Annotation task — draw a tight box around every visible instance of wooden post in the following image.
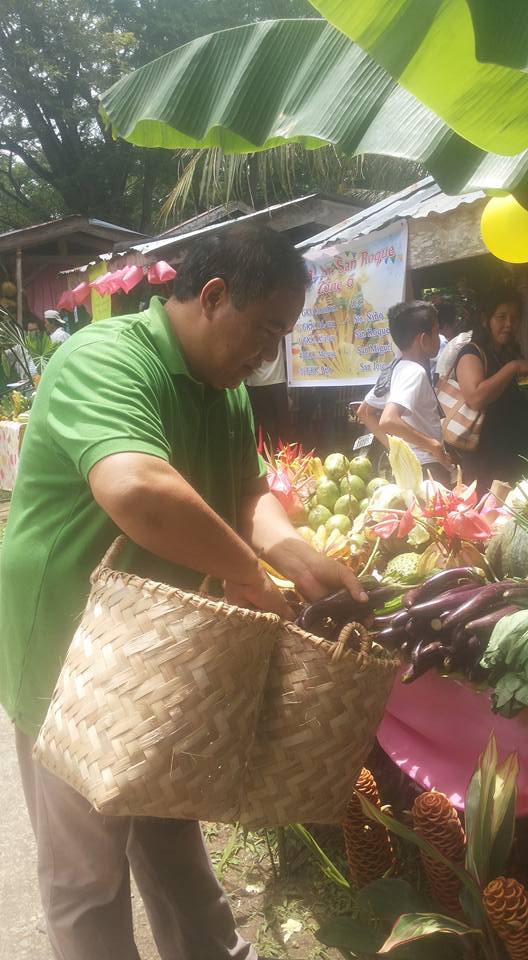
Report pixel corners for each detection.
[16,248,23,327]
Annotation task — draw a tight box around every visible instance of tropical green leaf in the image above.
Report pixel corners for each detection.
[465,734,518,886]
[316,915,384,955]
[466,0,528,70]
[310,0,528,155]
[355,879,429,924]
[100,19,528,198]
[378,913,481,954]
[290,823,351,889]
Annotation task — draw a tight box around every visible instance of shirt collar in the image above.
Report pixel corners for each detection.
[143,296,199,381]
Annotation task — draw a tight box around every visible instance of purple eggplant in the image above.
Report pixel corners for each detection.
[367,585,404,607]
[297,589,363,632]
[402,641,449,682]
[409,585,484,620]
[389,608,411,629]
[464,603,525,635]
[375,625,409,651]
[441,582,526,631]
[403,567,487,608]
[444,633,483,674]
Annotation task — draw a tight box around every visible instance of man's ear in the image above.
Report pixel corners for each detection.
[200,277,228,318]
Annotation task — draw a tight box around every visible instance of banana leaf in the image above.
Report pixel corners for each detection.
[311,0,528,155]
[466,0,528,69]
[100,19,528,199]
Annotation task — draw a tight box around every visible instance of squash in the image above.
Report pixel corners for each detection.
[485,518,528,579]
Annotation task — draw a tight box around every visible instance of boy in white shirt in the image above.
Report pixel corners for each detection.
[358,301,454,483]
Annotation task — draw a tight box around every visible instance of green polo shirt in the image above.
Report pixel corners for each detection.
[0,297,266,736]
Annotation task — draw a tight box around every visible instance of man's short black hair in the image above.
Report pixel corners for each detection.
[172,223,310,308]
[388,300,437,351]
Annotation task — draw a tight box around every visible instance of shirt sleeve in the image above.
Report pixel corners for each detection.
[454,343,485,376]
[364,385,385,409]
[47,338,171,481]
[388,363,427,415]
[239,386,269,495]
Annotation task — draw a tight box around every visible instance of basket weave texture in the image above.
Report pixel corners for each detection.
[35,537,399,827]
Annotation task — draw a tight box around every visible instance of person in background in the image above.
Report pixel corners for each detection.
[245,340,290,449]
[26,316,43,334]
[358,301,454,484]
[43,308,70,344]
[454,286,528,492]
[430,300,457,380]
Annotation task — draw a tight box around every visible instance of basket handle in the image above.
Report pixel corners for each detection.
[331,621,371,663]
[90,535,127,583]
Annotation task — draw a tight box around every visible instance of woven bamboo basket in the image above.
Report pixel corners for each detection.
[35,537,399,827]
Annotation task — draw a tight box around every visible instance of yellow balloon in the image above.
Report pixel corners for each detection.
[481,195,528,263]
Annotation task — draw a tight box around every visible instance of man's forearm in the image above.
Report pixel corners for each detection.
[358,403,390,449]
[89,453,260,585]
[379,412,438,458]
[239,490,304,563]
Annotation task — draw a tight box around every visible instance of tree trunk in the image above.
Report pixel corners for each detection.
[139,152,156,234]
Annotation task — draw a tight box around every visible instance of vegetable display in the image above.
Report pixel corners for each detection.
[263,436,528,719]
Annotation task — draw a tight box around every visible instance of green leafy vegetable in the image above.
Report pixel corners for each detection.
[480,609,528,717]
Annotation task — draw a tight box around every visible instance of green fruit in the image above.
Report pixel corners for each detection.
[316,478,340,510]
[308,504,332,530]
[367,476,389,497]
[334,494,360,519]
[323,452,349,482]
[384,552,422,583]
[340,473,366,501]
[297,525,315,544]
[360,498,369,511]
[485,518,528,579]
[348,456,373,482]
[326,514,352,535]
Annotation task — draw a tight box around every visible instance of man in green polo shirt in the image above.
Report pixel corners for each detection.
[0,225,365,960]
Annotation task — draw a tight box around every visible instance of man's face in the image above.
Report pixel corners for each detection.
[43,318,54,334]
[202,283,306,389]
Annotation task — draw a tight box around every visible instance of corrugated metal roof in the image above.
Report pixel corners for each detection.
[296,176,485,250]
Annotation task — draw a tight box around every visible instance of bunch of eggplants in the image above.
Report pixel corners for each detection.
[296,566,528,684]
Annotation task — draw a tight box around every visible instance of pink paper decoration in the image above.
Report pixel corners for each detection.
[121,264,144,293]
[105,268,127,295]
[89,268,125,296]
[89,272,113,296]
[57,289,76,311]
[71,281,91,305]
[147,260,176,284]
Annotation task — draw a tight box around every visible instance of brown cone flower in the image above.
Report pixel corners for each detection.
[484,877,528,960]
[342,767,394,887]
[411,791,465,916]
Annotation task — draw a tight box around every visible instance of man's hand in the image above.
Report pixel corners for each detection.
[240,490,368,606]
[428,438,454,469]
[224,568,294,620]
[269,538,368,604]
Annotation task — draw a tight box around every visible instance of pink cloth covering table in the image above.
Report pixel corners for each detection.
[377,668,528,814]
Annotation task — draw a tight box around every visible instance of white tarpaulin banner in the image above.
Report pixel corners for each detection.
[286,220,408,387]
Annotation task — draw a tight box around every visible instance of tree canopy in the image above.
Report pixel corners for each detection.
[0,0,318,230]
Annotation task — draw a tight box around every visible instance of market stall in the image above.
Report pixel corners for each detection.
[264,434,528,814]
